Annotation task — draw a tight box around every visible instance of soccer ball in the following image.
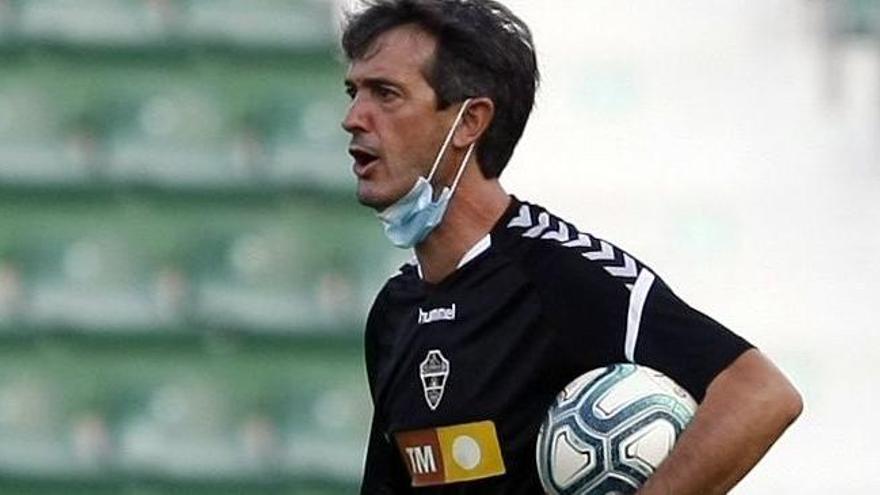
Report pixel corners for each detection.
[535,364,697,495]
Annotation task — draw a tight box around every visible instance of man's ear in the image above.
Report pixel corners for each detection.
[454,97,495,148]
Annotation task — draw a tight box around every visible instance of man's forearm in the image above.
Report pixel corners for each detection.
[637,349,803,495]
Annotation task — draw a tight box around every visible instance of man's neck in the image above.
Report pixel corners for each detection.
[415,178,510,284]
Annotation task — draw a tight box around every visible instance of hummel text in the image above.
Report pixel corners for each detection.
[418,304,456,325]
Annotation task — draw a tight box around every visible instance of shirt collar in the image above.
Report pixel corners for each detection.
[415,234,492,279]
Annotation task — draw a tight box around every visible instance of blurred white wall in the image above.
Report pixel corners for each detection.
[499,0,880,492]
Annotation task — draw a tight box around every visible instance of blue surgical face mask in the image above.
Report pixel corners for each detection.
[377,99,476,249]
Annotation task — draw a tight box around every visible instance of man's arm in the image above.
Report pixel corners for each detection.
[638,348,803,495]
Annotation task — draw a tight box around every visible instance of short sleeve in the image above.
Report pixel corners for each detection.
[523,242,752,403]
[633,275,753,402]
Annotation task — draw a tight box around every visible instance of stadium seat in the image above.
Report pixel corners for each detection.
[182,0,336,50]
[16,0,171,47]
[0,86,95,185]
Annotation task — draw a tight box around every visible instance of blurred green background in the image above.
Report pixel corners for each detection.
[0,0,405,493]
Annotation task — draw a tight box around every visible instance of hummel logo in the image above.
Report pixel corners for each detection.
[418,304,457,325]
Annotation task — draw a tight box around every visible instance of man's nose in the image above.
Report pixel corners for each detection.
[341,99,369,135]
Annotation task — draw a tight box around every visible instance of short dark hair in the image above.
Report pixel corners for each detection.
[342,0,539,178]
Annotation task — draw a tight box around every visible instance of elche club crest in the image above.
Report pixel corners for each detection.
[419,350,450,411]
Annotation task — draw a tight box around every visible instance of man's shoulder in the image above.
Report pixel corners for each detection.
[496,199,650,293]
[370,259,421,309]
[364,261,419,353]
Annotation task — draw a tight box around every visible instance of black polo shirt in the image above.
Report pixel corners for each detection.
[360,196,752,494]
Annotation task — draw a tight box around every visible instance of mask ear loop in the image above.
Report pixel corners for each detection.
[448,142,476,195]
[426,98,473,182]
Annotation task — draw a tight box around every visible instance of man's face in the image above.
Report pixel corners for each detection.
[342,24,460,210]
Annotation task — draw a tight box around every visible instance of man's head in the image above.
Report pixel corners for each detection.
[341,0,538,209]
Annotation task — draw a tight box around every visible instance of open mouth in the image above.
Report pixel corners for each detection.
[349,148,380,174]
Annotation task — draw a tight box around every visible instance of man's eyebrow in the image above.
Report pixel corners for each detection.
[345,77,404,90]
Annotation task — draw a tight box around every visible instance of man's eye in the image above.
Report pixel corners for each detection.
[376,86,397,100]
[345,87,356,99]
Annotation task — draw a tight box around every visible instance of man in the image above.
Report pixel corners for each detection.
[340,1,802,493]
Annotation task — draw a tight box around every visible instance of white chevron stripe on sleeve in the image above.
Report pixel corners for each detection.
[541,222,570,242]
[508,206,644,290]
[563,234,593,248]
[625,269,656,363]
[507,205,533,228]
[524,212,551,238]
[605,253,638,279]
[583,240,615,261]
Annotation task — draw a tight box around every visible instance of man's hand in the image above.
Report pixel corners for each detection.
[637,349,802,495]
